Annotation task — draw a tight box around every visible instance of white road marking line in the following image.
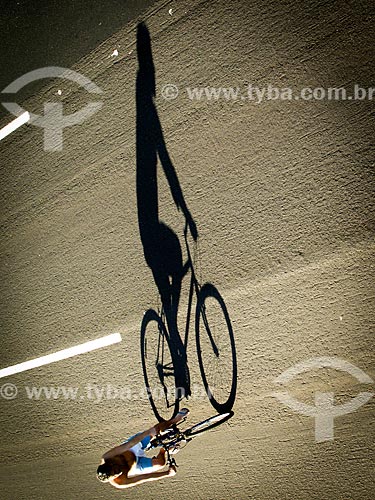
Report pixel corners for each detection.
[0,333,122,379]
[0,111,30,142]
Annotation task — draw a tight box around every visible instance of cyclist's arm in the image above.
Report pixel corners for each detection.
[111,468,175,488]
[102,427,157,460]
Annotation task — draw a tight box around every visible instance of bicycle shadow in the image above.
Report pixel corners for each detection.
[136,22,196,410]
[136,22,237,421]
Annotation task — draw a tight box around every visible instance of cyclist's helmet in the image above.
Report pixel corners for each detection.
[96,463,112,482]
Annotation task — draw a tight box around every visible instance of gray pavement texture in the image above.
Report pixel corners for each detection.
[0,0,374,499]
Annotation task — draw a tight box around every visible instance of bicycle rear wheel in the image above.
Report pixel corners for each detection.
[140,309,179,421]
[185,411,234,437]
[196,283,237,413]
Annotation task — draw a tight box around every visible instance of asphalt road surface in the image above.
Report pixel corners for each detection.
[0,1,374,499]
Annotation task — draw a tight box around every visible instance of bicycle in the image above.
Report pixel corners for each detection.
[147,411,234,466]
[140,222,237,421]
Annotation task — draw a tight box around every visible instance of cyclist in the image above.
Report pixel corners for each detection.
[96,408,189,489]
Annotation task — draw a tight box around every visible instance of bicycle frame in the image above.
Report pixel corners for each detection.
[151,424,191,449]
[156,225,221,393]
[144,222,227,417]
[148,411,234,466]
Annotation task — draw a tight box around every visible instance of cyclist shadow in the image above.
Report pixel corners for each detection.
[136,22,197,408]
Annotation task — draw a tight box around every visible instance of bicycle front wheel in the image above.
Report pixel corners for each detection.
[196,283,237,413]
[185,411,234,437]
[140,309,179,421]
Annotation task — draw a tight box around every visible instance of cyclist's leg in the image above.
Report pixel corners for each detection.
[151,448,167,469]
